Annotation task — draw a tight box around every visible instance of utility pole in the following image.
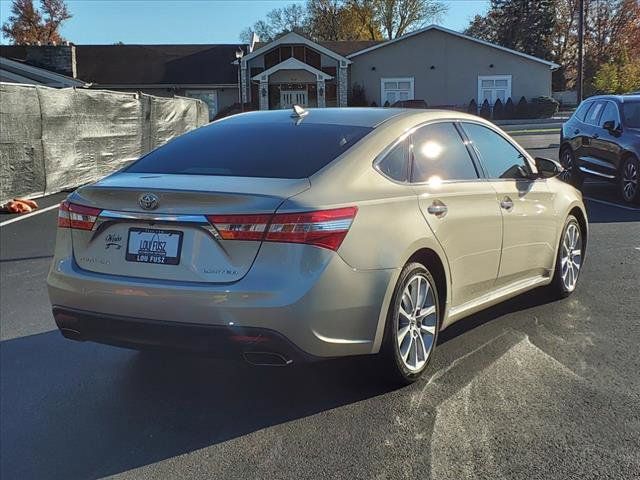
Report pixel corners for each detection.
[577,0,584,103]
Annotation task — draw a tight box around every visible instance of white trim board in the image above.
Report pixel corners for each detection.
[251,57,333,81]
[347,24,559,70]
[240,31,352,66]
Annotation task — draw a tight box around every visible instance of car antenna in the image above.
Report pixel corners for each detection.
[291,104,309,119]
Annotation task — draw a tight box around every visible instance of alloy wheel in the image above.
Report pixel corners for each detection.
[396,273,437,372]
[560,223,582,292]
[559,148,574,183]
[622,160,638,202]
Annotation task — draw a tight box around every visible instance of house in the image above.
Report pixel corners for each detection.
[0,53,86,87]
[1,25,558,118]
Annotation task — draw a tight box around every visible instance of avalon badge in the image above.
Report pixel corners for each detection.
[138,193,159,210]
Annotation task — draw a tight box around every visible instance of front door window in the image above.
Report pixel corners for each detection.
[280,89,308,109]
[477,75,511,106]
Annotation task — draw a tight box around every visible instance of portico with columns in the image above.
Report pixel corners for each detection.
[238,32,351,110]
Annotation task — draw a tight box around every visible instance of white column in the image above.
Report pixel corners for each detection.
[240,61,248,104]
[259,78,269,110]
[317,77,326,108]
[338,62,348,107]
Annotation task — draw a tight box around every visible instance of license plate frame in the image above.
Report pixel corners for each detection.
[126,227,183,265]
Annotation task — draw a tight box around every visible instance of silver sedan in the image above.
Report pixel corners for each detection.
[48,107,587,383]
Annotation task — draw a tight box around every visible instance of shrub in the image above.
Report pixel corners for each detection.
[493,98,504,120]
[479,99,491,119]
[529,96,559,118]
[467,98,478,114]
[349,83,367,107]
[370,101,378,107]
[504,97,515,118]
[515,96,528,118]
[383,100,390,107]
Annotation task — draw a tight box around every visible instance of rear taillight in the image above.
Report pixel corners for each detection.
[207,207,357,251]
[58,201,102,231]
[206,214,271,240]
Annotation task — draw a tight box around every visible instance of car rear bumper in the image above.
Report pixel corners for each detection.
[52,306,314,365]
[47,242,398,358]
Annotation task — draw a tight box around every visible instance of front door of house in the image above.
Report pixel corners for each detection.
[281,90,308,109]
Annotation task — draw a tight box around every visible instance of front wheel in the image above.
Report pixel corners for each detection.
[548,215,584,299]
[381,262,440,385]
[619,156,640,204]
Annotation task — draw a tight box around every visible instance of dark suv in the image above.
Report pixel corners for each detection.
[560,94,640,203]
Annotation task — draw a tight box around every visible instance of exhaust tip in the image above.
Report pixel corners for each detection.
[243,351,293,367]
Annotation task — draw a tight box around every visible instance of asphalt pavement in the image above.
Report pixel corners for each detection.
[1,142,639,480]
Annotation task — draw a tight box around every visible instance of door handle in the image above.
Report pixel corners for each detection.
[500,197,514,211]
[427,202,448,216]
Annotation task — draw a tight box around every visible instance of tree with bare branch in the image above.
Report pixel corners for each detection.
[2,0,72,45]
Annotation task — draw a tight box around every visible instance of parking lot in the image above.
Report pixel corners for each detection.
[1,137,639,479]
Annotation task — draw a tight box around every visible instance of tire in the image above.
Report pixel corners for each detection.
[380,262,440,385]
[548,215,584,299]
[559,146,584,188]
[619,156,640,204]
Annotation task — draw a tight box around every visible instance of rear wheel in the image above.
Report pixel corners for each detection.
[619,156,640,204]
[559,146,584,188]
[381,262,440,385]
[548,215,584,298]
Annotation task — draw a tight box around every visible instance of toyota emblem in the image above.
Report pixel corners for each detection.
[138,193,159,210]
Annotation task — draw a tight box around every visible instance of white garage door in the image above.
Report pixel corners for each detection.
[477,75,512,105]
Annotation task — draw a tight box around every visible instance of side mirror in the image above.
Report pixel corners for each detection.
[602,120,620,133]
[535,157,564,178]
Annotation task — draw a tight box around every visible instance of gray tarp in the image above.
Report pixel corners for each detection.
[0,83,208,203]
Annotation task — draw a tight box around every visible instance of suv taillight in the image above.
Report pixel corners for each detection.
[207,206,357,251]
[58,201,102,230]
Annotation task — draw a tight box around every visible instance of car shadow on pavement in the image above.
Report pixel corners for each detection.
[0,284,564,480]
[0,329,395,480]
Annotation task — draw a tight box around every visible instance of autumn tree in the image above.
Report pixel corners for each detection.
[239,3,307,43]
[240,0,446,42]
[1,0,71,45]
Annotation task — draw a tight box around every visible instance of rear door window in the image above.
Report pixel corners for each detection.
[584,101,604,125]
[127,121,373,179]
[598,101,621,128]
[410,122,479,182]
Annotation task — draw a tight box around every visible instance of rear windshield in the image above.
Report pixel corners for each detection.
[622,100,640,128]
[126,121,373,179]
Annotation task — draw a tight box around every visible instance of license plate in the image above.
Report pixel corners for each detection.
[126,228,183,265]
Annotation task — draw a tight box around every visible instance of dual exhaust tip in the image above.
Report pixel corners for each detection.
[242,351,293,367]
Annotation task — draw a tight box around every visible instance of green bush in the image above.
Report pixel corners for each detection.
[504,97,515,118]
[467,98,478,114]
[479,99,491,119]
[528,96,559,118]
[515,96,528,118]
[493,98,504,120]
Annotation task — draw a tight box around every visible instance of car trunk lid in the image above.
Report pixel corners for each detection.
[69,173,310,283]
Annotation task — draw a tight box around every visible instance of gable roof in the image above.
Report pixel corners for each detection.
[1,44,244,86]
[241,31,352,64]
[0,56,86,87]
[347,24,559,69]
[253,39,382,57]
[252,57,333,81]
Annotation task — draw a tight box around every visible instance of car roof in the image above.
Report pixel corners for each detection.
[583,94,640,104]
[216,107,486,128]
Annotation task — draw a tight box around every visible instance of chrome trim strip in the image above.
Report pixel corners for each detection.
[578,166,615,179]
[579,156,617,170]
[99,210,209,224]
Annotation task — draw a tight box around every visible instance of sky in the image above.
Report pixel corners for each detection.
[0,0,490,45]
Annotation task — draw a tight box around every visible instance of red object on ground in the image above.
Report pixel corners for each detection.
[2,198,39,213]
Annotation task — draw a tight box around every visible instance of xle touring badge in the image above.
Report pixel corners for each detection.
[138,193,159,210]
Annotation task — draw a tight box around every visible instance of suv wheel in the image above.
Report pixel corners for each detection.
[560,146,584,188]
[381,262,440,385]
[620,156,640,204]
